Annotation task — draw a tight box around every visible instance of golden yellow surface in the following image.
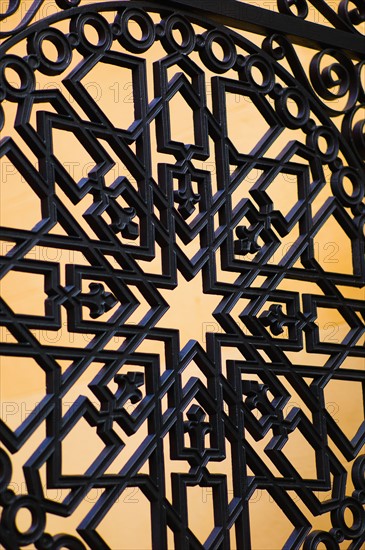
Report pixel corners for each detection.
[0,3,364,549]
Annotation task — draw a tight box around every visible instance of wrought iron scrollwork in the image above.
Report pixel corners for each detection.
[0,0,364,548]
[277,0,365,33]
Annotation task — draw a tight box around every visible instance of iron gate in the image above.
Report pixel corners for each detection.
[0,0,364,548]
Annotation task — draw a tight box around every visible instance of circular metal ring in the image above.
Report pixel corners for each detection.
[159,14,195,54]
[331,166,364,206]
[70,12,112,55]
[2,496,46,546]
[331,497,365,539]
[115,8,155,54]
[199,30,237,74]
[303,530,339,550]
[307,126,339,162]
[27,28,72,76]
[275,87,310,129]
[241,53,275,93]
[0,55,35,101]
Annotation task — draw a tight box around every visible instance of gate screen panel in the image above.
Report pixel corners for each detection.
[0,1,364,548]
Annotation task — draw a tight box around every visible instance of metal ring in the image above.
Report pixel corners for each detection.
[199,30,237,74]
[27,28,72,76]
[0,54,35,100]
[116,8,155,54]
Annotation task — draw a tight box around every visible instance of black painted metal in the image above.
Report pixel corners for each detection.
[0,1,364,548]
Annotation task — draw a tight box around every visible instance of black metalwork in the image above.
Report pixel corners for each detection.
[0,0,364,548]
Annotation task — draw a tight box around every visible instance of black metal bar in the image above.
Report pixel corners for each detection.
[151,0,365,57]
[0,1,364,548]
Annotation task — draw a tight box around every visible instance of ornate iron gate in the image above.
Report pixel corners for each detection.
[0,1,364,548]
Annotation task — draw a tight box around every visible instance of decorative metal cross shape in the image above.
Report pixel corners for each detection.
[0,0,364,548]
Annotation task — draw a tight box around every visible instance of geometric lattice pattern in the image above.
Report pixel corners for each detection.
[0,1,364,548]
